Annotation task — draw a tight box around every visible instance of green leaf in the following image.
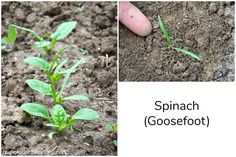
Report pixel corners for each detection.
[63,95,89,101]
[26,79,51,95]
[106,122,117,133]
[113,140,117,146]
[59,58,87,95]
[20,103,49,119]
[1,45,7,50]
[49,47,67,72]
[51,72,63,84]
[76,6,85,13]
[1,37,7,44]
[157,15,172,46]
[51,105,68,125]
[48,132,57,139]
[54,60,68,73]
[174,47,203,61]
[105,124,113,132]
[11,24,44,41]
[8,25,17,45]
[34,41,51,48]
[51,21,77,40]
[24,57,50,71]
[72,108,99,121]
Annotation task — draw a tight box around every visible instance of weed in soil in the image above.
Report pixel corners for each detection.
[158,15,203,61]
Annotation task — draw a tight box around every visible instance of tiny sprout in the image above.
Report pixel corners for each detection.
[157,15,203,61]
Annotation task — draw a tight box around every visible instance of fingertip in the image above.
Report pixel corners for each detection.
[119,2,152,37]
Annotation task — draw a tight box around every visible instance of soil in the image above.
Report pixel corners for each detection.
[1,2,117,155]
[119,1,234,81]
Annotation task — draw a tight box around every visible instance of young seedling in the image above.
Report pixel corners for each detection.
[1,25,17,52]
[76,5,85,13]
[24,48,88,105]
[106,122,117,146]
[79,48,89,55]
[157,15,203,61]
[7,21,77,53]
[21,103,99,139]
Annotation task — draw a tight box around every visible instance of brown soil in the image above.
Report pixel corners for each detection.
[1,2,117,155]
[119,1,234,81]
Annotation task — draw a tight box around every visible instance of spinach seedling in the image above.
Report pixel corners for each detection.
[24,47,88,105]
[157,15,203,61]
[1,25,17,52]
[106,122,117,146]
[8,21,77,53]
[21,103,99,139]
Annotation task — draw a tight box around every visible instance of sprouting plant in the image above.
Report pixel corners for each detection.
[24,48,88,105]
[106,122,117,146]
[7,21,77,53]
[79,48,89,55]
[1,25,17,52]
[21,103,99,138]
[157,15,203,61]
[75,5,85,13]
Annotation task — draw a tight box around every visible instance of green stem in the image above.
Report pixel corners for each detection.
[47,38,57,53]
[11,24,44,41]
[45,70,58,105]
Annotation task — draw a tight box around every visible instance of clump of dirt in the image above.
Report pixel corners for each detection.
[1,2,117,155]
[119,2,234,81]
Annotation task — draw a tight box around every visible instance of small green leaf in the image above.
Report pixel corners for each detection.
[76,6,85,13]
[113,140,117,146]
[59,58,87,95]
[48,132,57,139]
[157,15,172,46]
[1,37,7,44]
[24,57,50,71]
[51,72,63,84]
[8,25,17,45]
[72,108,99,121]
[63,95,89,101]
[26,79,51,95]
[54,60,68,73]
[51,105,68,125]
[105,124,113,132]
[174,47,203,61]
[20,103,49,119]
[34,41,51,48]
[11,24,44,41]
[51,21,77,40]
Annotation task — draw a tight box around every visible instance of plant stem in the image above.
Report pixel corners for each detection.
[45,71,59,105]
[47,38,57,53]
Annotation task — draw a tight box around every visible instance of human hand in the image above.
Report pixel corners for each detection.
[119,1,152,36]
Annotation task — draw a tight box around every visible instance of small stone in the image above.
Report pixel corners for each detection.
[82,135,93,146]
[26,13,36,23]
[227,19,234,27]
[218,8,224,16]
[155,69,164,75]
[15,8,25,20]
[209,3,218,13]
[172,61,187,74]
[196,36,209,49]
[224,7,231,17]
[95,15,112,28]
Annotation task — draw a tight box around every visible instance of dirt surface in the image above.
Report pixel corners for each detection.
[1,2,117,155]
[119,2,234,81]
